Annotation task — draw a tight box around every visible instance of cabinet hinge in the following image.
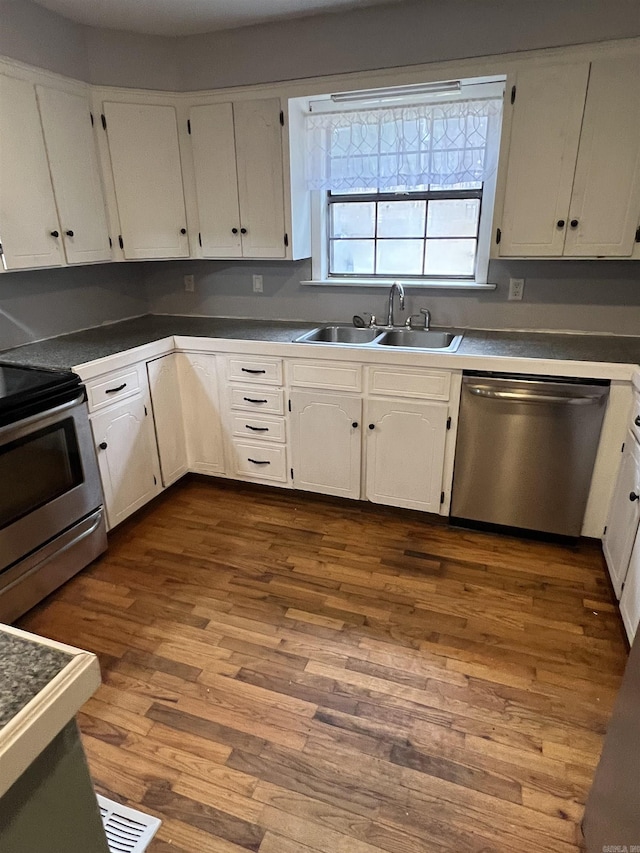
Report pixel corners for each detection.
[90,112,94,126]
[446,416,451,430]
[187,119,191,135]
[288,399,292,412]
[144,405,148,416]
[440,491,445,505]
[284,233,289,247]
[635,226,640,243]
[153,475,157,485]
[108,236,112,248]
[198,232,202,247]
[291,467,294,480]
[118,235,124,250]
[510,85,516,105]
[101,114,107,131]
[495,227,502,245]
[603,525,608,535]
[279,110,284,126]
[0,243,3,256]
[622,442,626,453]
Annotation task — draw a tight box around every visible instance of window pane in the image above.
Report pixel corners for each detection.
[425,239,476,276]
[377,200,426,238]
[331,202,375,238]
[427,199,480,237]
[330,240,375,274]
[376,240,424,275]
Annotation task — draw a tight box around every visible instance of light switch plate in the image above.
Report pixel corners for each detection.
[253,274,264,293]
[184,274,195,293]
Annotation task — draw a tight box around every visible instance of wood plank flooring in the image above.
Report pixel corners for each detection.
[18,477,629,852]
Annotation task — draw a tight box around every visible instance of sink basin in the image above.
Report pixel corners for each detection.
[375,329,463,351]
[294,326,382,345]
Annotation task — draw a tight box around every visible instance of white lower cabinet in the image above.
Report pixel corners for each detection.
[365,398,448,513]
[90,394,162,529]
[603,430,640,599]
[147,353,189,487]
[620,532,640,644]
[179,352,225,476]
[289,391,362,499]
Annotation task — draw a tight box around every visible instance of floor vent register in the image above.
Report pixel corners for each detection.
[97,794,161,853]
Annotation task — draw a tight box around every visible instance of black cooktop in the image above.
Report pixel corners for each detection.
[0,362,82,427]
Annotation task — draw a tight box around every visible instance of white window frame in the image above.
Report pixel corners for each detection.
[304,79,504,289]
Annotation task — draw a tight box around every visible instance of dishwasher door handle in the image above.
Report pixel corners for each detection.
[466,386,603,405]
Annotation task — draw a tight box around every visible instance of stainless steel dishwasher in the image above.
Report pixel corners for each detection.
[450,372,610,536]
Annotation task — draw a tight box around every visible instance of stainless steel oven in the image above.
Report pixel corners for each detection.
[0,363,107,622]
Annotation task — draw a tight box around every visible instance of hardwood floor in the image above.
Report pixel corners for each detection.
[19,477,629,853]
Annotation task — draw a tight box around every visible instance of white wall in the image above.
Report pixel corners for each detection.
[143,258,640,336]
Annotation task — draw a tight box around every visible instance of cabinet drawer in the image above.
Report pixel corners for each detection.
[232,441,288,482]
[368,366,451,401]
[289,360,362,391]
[227,357,283,385]
[231,413,286,443]
[230,386,284,415]
[86,367,141,412]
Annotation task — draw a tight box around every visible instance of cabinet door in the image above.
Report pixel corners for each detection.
[620,529,640,645]
[564,56,640,257]
[0,75,63,269]
[365,398,448,513]
[179,353,225,475]
[234,99,286,259]
[91,395,161,529]
[603,432,640,599]
[103,102,189,259]
[36,87,112,265]
[147,354,188,487]
[190,103,242,258]
[498,63,589,257]
[290,391,361,499]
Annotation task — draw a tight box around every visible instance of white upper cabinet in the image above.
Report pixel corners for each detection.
[189,98,286,259]
[564,56,640,257]
[0,74,64,270]
[497,56,640,258]
[36,86,112,265]
[102,101,189,260]
[497,63,589,257]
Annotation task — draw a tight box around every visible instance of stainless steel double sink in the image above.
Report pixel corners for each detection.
[294,325,463,352]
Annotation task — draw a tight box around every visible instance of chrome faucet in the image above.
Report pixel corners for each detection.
[386,281,405,327]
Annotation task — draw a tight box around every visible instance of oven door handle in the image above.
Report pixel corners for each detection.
[0,391,87,438]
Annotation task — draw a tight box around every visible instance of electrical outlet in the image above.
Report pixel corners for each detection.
[253,274,263,293]
[184,274,195,293]
[508,277,524,301]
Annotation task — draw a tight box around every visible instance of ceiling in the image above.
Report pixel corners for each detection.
[31,0,404,36]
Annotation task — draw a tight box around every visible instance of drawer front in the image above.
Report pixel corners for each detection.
[289,360,362,392]
[230,386,284,415]
[231,413,286,443]
[232,441,288,482]
[86,368,141,412]
[227,357,283,385]
[368,366,451,401]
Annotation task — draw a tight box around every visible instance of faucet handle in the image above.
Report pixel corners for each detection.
[420,308,431,330]
[353,312,376,328]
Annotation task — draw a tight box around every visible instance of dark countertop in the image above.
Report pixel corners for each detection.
[1,314,640,370]
[0,632,73,729]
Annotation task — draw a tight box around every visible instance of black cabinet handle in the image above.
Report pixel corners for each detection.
[246,425,269,432]
[352,422,359,428]
[99,441,108,450]
[241,227,247,234]
[241,368,266,374]
[556,220,565,228]
[368,423,375,430]
[180,228,187,235]
[65,230,74,237]
[630,492,639,502]
[570,219,579,228]
[50,230,59,238]
[232,228,239,234]
[248,458,270,465]
[634,415,640,427]
[243,397,268,403]
[105,383,127,394]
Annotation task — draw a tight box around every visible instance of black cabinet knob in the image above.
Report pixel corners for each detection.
[99,441,108,450]
[232,228,239,234]
[570,219,579,228]
[556,220,565,228]
[50,230,59,238]
[368,423,375,430]
[180,228,187,235]
[635,415,640,427]
[630,492,639,502]
[240,227,247,234]
[65,230,74,237]
[352,422,358,428]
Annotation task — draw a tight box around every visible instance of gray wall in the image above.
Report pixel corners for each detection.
[84,27,180,91]
[144,258,640,336]
[0,264,147,351]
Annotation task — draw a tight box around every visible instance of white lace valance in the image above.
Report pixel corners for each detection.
[305,98,503,192]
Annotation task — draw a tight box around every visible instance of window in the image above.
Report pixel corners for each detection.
[303,80,504,285]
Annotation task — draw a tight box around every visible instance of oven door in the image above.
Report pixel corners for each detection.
[0,391,103,573]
